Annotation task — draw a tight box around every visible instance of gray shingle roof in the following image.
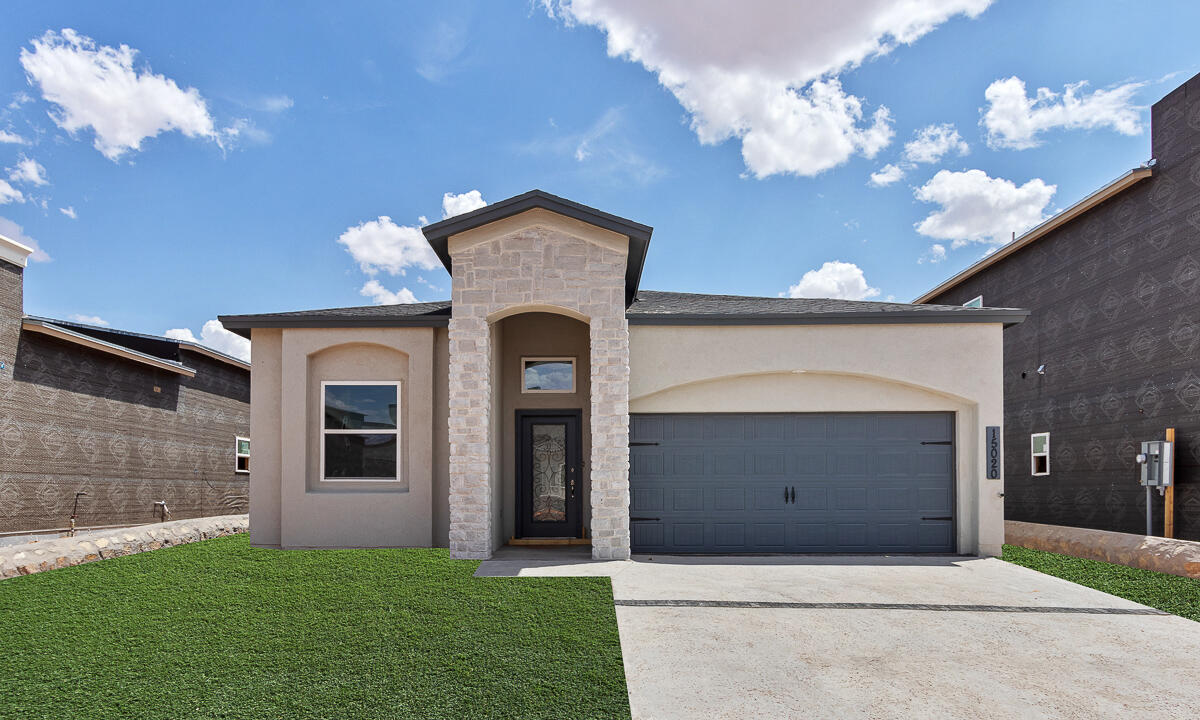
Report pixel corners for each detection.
[626,291,1028,326]
[219,301,452,337]
[220,291,1026,337]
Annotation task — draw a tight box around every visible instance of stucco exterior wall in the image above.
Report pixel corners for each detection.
[628,323,1007,556]
[250,327,436,549]
[432,327,450,547]
[249,328,283,547]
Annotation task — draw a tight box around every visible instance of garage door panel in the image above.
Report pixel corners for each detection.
[630,412,956,554]
[671,451,704,475]
[631,487,664,511]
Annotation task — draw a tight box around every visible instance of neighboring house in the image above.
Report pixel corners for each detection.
[221,190,1026,560]
[0,234,251,538]
[916,73,1200,541]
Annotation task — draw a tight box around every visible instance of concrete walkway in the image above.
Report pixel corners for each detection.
[477,553,1200,719]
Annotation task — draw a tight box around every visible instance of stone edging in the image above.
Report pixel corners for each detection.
[1006,520,1200,579]
[0,514,248,580]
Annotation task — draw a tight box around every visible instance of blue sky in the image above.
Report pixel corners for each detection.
[1,1,1198,359]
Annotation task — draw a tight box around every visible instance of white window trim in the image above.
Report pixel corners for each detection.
[235,436,250,474]
[320,380,402,483]
[1031,432,1050,476]
[521,356,576,394]
[963,295,984,308]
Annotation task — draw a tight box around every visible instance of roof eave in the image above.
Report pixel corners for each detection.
[219,313,451,339]
[913,166,1153,304]
[22,318,197,377]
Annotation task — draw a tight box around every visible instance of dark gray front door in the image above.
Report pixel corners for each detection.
[629,413,955,553]
[517,410,583,538]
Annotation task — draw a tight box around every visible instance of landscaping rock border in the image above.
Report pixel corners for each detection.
[1006,520,1200,579]
[0,514,248,580]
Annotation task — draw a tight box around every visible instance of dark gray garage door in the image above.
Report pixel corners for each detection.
[629,413,955,553]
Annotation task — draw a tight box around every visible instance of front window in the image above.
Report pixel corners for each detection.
[321,381,401,482]
[522,357,575,393]
[235,436,250,474]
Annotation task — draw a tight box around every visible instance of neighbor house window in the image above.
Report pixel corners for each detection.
[235,436,250,474]
[963,295,984,308]
[1031,432,1050,476]
[321,381,401,482]
[522,357,575,393]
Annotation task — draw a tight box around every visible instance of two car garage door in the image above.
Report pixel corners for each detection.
[629,412,956,554]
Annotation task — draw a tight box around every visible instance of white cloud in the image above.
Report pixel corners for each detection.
[0,130,27,144]
[868,163,905,187]
[546,0,991,177]
[8,156,48,186]
[982,76,1144,150]
[914,168,1055,246]
[919,243,947,264]
[164,319,250,361]
[68,313,107,326]
[903,123,968,163]
[19,29,216,160]
[59,206,77,219]
[786,260,880,300]
[523,107,666,185]
[258,94,293,112]
[337,215,440,276]
[218,117,272,148]
[442,190,487,219]
[0,216,51,261]
[360,279,419,305]
[0,180,23,205]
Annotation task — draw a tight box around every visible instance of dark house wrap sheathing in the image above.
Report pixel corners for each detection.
[0,257,251,536]
[922,74,1200,540]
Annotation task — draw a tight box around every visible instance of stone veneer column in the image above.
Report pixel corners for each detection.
[446,220,631,560]
[588,315,631,560]
[446,312,494,559]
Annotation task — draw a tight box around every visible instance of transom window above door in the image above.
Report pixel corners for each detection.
[522,357,576,393]
[321,381,401,482]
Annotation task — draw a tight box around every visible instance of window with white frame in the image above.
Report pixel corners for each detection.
[963,295,984,308]
[321,381,401,482]
[1031,432,1050,476]
[522,357,576,393]
[235,436,250,474]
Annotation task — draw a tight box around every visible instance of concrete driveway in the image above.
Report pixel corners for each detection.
[478,551,1200,719]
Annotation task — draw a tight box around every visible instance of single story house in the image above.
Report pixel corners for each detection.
[220,190,1027,559]
[916,71,1200,540]
[0,233,251,539]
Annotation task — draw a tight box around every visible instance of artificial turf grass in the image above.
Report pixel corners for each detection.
[1002,544,1200,622]
[0,534,631,720]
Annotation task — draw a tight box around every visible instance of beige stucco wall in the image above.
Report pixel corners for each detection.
[245,327,437,549]
[249,328,283,547]
[628,323,1007,556]
[498,312,591,541]
[432,327,450,547]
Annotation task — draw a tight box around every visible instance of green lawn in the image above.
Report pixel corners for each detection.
[1002,544,1200,622]
[0,535,630,720]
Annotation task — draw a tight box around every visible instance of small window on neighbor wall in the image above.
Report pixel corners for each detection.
[963,295,984,308]
[321,381,401,482]
[522,357,576,393]
[235,437,250,474]
[1031,432,1050,476]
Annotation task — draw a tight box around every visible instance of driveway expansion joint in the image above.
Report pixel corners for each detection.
[614,599,1167,615]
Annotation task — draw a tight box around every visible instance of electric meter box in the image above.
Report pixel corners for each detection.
[1137,441,1173,488]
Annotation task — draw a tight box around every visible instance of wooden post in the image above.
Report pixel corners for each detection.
[1165,427,1176,539]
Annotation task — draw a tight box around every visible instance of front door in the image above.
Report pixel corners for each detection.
[517,411,583,538]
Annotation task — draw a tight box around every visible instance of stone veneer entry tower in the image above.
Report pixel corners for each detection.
[423,192,653,560]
